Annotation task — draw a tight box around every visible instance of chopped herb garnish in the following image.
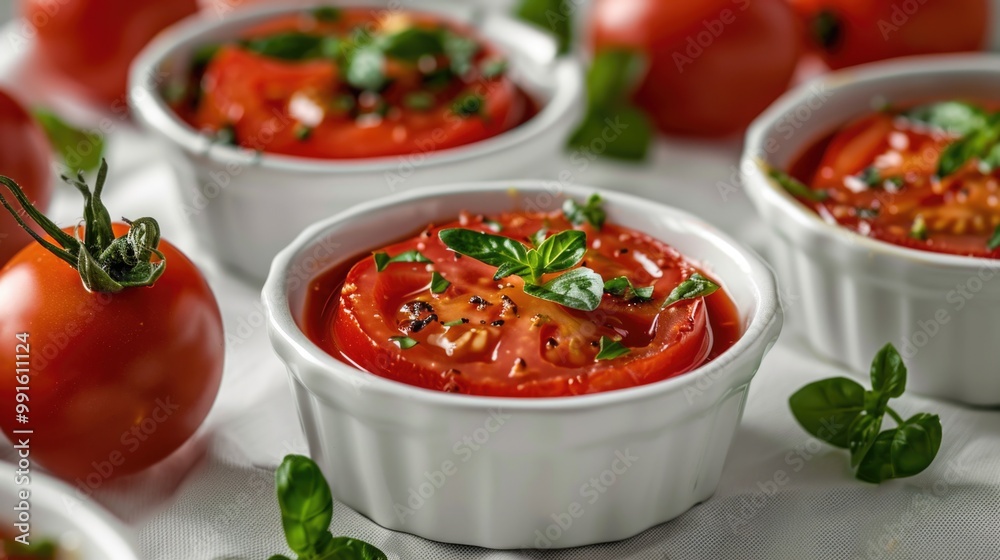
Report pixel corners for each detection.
[452,94,485,118]
[910,215,928,241]
[603,276,654,302]
[404,91,435,111]
[768,168,829,202]
[662,273,720,309]
[904,101,989,136]
[346,45,388,92]
[443,31,479,76]
[373,250,431,272]
[480,58,508,80]
[562,194,606,229]
[242,32,325,60]
[313,6,342,22]
[443,318,468,327]
[213,124,237,146]
[377,27,445,61]
[294,125,313,141]
[389,336,419,349]
[989,225,1000,251]
[595,336,630,361]
[430,271,451,294]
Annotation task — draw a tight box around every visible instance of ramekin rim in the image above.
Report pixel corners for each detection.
[743,53,1000,272]
[262,181,783,412]
[128,1,583,174]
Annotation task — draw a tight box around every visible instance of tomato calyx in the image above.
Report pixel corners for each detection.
[0,159,166,293]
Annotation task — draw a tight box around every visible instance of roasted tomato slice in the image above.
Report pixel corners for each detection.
[305,210,741,398]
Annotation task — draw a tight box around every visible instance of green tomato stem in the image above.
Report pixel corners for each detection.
[0,159,166,293]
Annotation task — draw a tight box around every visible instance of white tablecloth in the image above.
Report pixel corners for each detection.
[1,12,1000,560]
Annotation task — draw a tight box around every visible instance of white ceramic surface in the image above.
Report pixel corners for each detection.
[742,54,1000,405]
[263,182,782,549]
[0,466,140,559]
[129,2,584,281]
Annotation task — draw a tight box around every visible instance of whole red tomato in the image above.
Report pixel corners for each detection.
[0,88,52,267]
[787,0,989,69]
[21,0,199,106]
[590,0,801,136]
[0,167,223,483]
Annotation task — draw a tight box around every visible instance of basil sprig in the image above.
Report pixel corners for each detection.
[905,101,989,137]
[268,455,387,560]
[568,50,652,162]
[563,194,606,229]
[373,250,430,272]
[438,227,603,311]
[789,344,943,484]
[514,0,572,54]
[595,336,629,360]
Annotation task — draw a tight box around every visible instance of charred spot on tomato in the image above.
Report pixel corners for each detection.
[490,320,505,327]
[469,295,491,310]
[500,294,519,317]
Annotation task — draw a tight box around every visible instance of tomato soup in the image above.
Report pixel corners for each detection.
[784,101,1000,258]
[172,7,537,159]
[303,201,741,398]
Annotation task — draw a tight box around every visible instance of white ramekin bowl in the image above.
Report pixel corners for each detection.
[263,182,782,549]
[743,54,1000,406]
[129,2,583,281]
[0,466,139,559]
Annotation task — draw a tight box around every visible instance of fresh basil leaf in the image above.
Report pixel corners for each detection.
[869,343,907,400]
[192,43,221,68]
[768,168,829,202]
[855,413,942,483]
[439,228,530,272]
[404,91,435,111]
[313,6,342,22]
[443,31,479,76]
[452,94,485,118]
[32,109,105,174]
[603,276,653,302]
[377,27,444,61]
[267,556,292,560]
[595,336,630,360]
[534,229,587,274]
[568,106,652,162]
[562,194,606,229]
[481,58,508,80]
[493,261,529,281]
[316,537,388,560]
[905,101,988,136]
[514,0,571,54]
[584,50,646,113]
[523,267,604,311]
[275,455,334,556]
[788,377,866,448]
[887,413,942,479]
[346,46,387,91]
[430,271,451,294]
[662,273,720,309]
[243,32,324,60]
[390,336,418,349]
[937,114,1000,177]
[909,215,928,241]
[853,429,896,484]
[848,413,883,468]
[989,225,1000,251]
[373,250,430,272]
[528,227,548,247]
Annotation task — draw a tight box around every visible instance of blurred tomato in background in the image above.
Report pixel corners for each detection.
[787,0,989,69]
[20,0,199,106]
[0,88,51,267]
[589,0,801,137]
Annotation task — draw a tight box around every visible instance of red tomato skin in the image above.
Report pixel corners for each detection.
[21,0,199,105]
[0,88,52,268]
[787,0,989,69]
[0,225,224,481]
[591,0,801,136]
